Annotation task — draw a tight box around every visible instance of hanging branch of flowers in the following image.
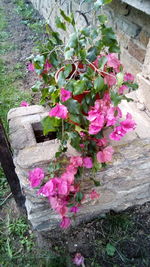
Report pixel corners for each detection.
[26,0,138,229]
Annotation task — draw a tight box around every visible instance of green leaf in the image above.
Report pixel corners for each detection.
[65,49,74,60]
[49,52,58,68]
[64,99,81,114]
[94,76,104,92]
[87,47,97,62]
[125,82,138,90]
[52,31,62,45]
[111,92,122,106]
[51,89,60,105]
[69,114,81,124]
[91,178,101,186]
[68,33,78,48]
[81,27,91,37]
[109,44,120,53]
[98,56,108,69]
[42,116,61,135]
[79,49,87,61]
[75,125,87,133]
[94,0,112,8]
[31,81,42,92]
[64,64,72,78]
[69,131,81,150]
[73,80,86,95]
[98,15,107,24]
[70,13,75,26]
[60,9,72,23]
[75,192,84,202]
[106,243,116,256]
[57,71,66,87]
[117,72,124,86]
[55,16,66,31]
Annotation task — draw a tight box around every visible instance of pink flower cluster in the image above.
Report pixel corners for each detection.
[109,112,136,141]
[92,53,134,93]
[49,103,68,119]
[29,156,98,229]
[87,93,122,135]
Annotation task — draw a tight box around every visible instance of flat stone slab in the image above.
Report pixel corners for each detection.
[8,105,150,231]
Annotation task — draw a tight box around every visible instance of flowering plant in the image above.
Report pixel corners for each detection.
[27,1,138,229]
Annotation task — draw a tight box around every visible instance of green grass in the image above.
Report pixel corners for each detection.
[13,0,44,34]
[0,6,31,130]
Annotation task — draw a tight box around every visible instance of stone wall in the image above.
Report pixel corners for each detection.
[8,105,150,232]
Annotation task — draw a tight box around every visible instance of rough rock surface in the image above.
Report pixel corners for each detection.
[8,105,150,232]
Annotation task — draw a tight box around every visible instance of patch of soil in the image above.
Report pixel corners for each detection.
[38,202,150,266]
[2,0,45,94]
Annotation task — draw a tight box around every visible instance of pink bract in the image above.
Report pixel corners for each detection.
[60,216,71,229]
[106,106,122,127]
[29,168,45,188]
[97,146,114,163]
[27,62,35,72]
[90,190,100,200]
[109,125,126,141]
[88,115,105,135]
[118,85,128,95]
[37,179,55,197]
[70,156,83,167]
[73,253,85,266]
[20,101,29,107]
[107,53,121,73]
[44,59,52,72]
[61,171,74,184]
[49,103,68,119]
[60,88,72,102]
[70,206,79,214]
[124,72,134,82]
[83,157,93,169]
[120,113,136,132]
[104,73,117,87]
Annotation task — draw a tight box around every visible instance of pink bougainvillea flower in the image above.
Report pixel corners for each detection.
[37,179,55,197]
[70,206,79,214]
[96,137,107,147]
[124,72,134,82]
[61,171,74,184]
[79,144,85,149]
[120,113,136,132]
[20,101,29,107]
[60,88,72,102]
[97,146,114,163]
[58,180,69,195]
[60,216,71,229]
[109,125,126,141]
[44,59,52,72]
[27,62,35,72]
[29,168,45,188]
[83,157,93,169]
[107,53,121,73]
[57,205,68,217]
[49,103,68,119]
[79,132,86,137]
[90,189,100,200]
[118,85,128,95]
[73,253,85,266]
[66,164,78,175]
[88,115,105,135]
[104,73,117,87]
[106,106,122,126]
[70,156,83,168]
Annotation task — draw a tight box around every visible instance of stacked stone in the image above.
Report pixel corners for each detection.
[8,105,150,232]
